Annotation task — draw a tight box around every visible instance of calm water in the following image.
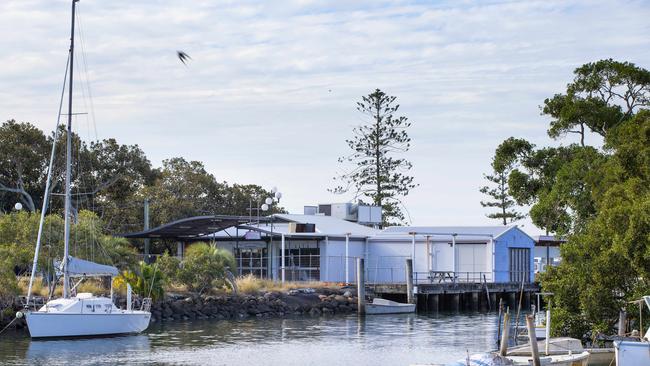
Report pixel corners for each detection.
[0,312,500,365]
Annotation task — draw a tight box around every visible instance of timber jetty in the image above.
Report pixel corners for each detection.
[370,281,540,312]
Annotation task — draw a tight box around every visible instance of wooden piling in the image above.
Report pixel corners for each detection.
[490,293,497,312]
[526,314,541,366]
[357,258,365,315]
[618,310,627,336]
[497,298,504,346]
[499,308,510,356]
[451,293,460,312]
[430,294,439,312]
[406,259,414,305]
[472,292,479,312]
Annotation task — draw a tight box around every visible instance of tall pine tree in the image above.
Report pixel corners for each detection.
[480,153,525,225]
[332,89,417,226]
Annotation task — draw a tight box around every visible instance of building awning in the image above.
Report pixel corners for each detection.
[119,215,291,240]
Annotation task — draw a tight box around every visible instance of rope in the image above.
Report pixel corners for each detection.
[0,317,19,336]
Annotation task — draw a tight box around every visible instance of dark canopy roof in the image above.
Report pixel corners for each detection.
[120,215,289,240]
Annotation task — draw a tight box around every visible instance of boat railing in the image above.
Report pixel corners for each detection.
[18,295,46,309]
[141,297,152,312]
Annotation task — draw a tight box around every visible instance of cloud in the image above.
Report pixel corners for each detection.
[1,0,648,233]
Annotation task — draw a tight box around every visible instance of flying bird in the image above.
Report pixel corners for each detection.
[177,51,192,66]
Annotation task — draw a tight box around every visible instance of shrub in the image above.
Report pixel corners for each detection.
[0,259,18,308]
[156,252,181,283]
[177,243,236,294]
[113,261,165,301]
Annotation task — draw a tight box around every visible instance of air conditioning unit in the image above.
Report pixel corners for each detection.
[304,206,318,215]
[330,203,357,221]
[357,205,382,225]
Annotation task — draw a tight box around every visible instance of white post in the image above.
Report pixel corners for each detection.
[490,237,495,281]
[126,283,132,311]
[345,233,350,284]
[325,236,329,281]
[452,234,457,275]
[410,233,416,278]
[545,308,551,355]
[281,234,286,283]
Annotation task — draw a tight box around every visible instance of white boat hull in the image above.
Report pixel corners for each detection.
[25,311,151,338]
[614,340,650,366]
[507,351,590,366]
[365,298,416,314]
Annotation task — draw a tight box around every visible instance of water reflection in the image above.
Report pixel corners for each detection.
[27,335,151,365]
[1,312,499,366]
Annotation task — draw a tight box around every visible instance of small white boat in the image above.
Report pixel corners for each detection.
[508,337,614,366]
[506,351,590,366]
[24,257,151,338]
[365,298,416,314]
[26,293,151,338]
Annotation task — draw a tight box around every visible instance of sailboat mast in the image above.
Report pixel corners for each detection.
[63,0,79,299]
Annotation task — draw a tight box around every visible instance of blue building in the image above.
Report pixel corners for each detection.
[367,225,536,284]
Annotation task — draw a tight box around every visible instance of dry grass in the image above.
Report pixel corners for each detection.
[17,277,56,297]
[17,277,109,298]
[77,280,107,295]
[234,274,338,294]
[164,282,188,294]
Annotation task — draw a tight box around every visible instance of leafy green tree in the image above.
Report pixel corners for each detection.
[331,89,417,225]
[176,242,236,294]
[542,59,650,145]
[542,111,650,337]
[0,120,49,212]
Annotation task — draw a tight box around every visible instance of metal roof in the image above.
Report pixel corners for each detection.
[119,215,290,240]
[373,225,532,242]
[382,225,513,237]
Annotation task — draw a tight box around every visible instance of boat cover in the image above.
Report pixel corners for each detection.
[56,256,119,277]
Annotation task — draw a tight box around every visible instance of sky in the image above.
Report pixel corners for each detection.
[1,0,649,234]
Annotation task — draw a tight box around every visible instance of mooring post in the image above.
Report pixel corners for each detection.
[618,309,627,336]
[499,307,510,356]
[406,258,414,304]
[497,298,504,346]
[526,314,541,366]
[357,257,365,315]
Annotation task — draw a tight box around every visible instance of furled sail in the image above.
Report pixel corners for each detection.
[55,256,119,277]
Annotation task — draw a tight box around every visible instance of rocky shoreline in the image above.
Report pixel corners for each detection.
[144,289,359,323]
[0,288,360,332]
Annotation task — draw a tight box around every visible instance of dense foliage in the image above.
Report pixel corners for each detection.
[0,210,137,302]
[174,242,237,294]
[332,89,417,225]
[488,59,650,338]
[0,121,284,241]
[113,261,165,301]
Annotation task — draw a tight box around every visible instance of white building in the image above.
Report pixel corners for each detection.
[124,213,536,284]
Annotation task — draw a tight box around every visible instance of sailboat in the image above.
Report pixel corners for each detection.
[21,0,151,338]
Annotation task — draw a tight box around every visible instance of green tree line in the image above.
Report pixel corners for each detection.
[481,59,650,338]
[0,120,284,236]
